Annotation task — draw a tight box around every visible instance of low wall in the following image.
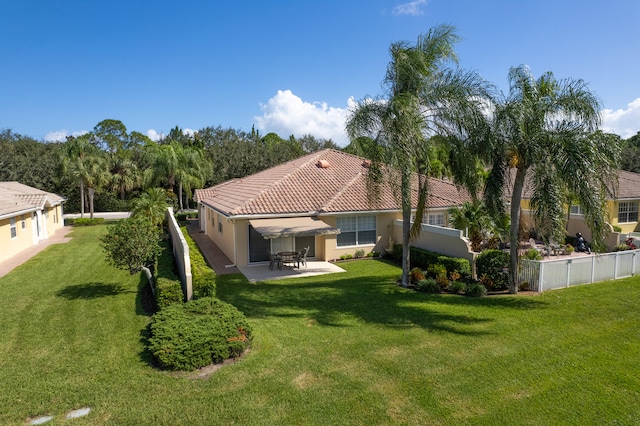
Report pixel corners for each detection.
[393,220,477,275]
[166,208,193,301]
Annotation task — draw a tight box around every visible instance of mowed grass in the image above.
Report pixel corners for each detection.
[1,225,639,425]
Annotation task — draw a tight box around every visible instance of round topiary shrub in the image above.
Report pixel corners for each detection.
[447,280,466,295]
[465,282,487,297]
[416,278,440,293]
[148,297,252,371]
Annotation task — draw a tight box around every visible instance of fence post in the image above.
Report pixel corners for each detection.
[566,259,572,288]
[633,252,637,277]
[613,252,619,280]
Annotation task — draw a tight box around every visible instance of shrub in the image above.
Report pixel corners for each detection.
[565,244,574,254]
[465,282,487,297]
[345,253,353,260]
[426,263,448,289]
[390,246,471,279]
[67,217,105,226]
[613,225,622,232]
[447,280,466,294]
[155,277,184,309]
[181,227,216,298]
[415,278,440,294]
[612,244,629,252]
[409,267,425,284]
[519,281,531,292]
[354,249,365,258]
[475,249,510,291]
[148,297,252,371]
[154,242,184,310]
[523,249,543,260]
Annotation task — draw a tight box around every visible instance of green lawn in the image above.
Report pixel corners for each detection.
[1,225,639,425]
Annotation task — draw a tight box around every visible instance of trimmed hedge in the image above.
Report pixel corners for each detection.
[391,245,472,278]
[148,297,252,371]
[155,242,184,310]
[67,217,105,226]
[181,226,216,298]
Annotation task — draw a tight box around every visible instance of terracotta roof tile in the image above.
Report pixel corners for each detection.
[195,149,471,217]
[0,182,65,217]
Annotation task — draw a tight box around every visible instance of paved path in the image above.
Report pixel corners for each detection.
[0,226,74,278]
[184,220,240,275]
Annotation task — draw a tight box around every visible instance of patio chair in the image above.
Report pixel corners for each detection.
[268,252,282,271]
[528,238,549,257]
[296,246,310,268]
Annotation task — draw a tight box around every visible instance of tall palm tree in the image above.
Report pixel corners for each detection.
[61,134,109,219]
[109,157,142,200]
[346,24,491,286]
[462,65,620,293]
[175,145,210,212]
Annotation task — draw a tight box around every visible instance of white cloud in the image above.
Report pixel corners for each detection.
[146,129,162,141]
[601,98,640,139]
[44,129,88,142]
[255,90,350,146]
[392,0,428,16]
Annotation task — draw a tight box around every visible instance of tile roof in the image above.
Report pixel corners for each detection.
[0,182,65,218]
[195,149,471,217]
[503,168,640,201]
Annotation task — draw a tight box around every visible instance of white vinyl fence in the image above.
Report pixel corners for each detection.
[166,207,193,301]
[518,249,640,292]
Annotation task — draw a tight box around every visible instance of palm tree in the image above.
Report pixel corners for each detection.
[462,65,620,293]
[175,145,210,212]
[346,24,491,286]
[61,134,109,219]
[449,200,492,252]
[109,157,142,200]
[131,188,171,227]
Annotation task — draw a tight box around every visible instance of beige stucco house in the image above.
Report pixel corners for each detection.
[0,182,66,263]
[194,149,472,268]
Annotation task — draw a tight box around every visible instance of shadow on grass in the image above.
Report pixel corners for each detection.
[56,282,133,299]
[215,261,549,337]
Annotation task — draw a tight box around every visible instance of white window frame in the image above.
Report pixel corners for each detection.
[21,214,26,229]
[10,217,17,239]
[336,215,376,247]
[618,201,639,223]
[428,213,445,227]
[217,213,224,234]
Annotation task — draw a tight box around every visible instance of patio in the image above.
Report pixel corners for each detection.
[238,260,346,282]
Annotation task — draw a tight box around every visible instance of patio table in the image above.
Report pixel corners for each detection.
[278,251,299,269]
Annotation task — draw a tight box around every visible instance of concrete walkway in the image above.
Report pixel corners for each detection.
[184,220,240,275]
[0,226,74,278]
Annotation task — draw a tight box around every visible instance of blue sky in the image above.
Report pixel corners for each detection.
[1,0,639,146]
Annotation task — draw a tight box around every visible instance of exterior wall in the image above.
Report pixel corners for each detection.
[0,213,35,263]
[322,211,400,261]
[392,220,475,263]
[202,204,237,266]
[43,204,64,237]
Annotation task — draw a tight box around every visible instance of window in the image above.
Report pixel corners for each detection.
[10,217,17,238]
[21,215,26,229]
[570,205,584,215]
[428,213,445,226]
[618,201,638,223]
[218,214,223,233]
[336,215,376,247]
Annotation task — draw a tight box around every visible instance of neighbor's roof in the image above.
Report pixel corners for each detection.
[0,182,66,218]
[503,168,640,201]
[194,149,471,217]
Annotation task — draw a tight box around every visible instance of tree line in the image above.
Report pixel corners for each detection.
[0,122,338,216]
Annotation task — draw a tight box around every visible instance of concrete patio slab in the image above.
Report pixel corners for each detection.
[238,260,346,282]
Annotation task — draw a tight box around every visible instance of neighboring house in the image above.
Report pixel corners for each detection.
[510,169,640,244]
[0,182,66,263]
[194,149,472,268]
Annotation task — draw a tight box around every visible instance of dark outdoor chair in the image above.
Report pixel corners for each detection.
[268,252,282,270]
